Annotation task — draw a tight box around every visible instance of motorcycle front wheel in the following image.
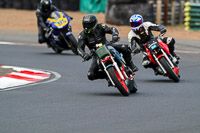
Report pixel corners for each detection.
[107,67,130,96]
[159,56,179,82]
[68,35,78,55]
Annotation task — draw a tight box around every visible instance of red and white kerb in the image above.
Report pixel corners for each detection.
[0,65,51,89]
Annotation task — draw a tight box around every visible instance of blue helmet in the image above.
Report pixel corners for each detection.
[129,14,143,31]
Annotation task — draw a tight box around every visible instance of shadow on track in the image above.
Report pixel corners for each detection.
[79,91,157,98]
[38,52,78,56]
[81,92,122,97]
[136,77,183,83]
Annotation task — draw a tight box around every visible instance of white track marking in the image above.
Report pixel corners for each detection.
[0,41,16,45]
[0,77,32,89]
[0,41,41,46]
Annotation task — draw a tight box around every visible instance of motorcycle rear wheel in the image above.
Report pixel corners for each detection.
[159,57,179,82]
[107,67,130,96]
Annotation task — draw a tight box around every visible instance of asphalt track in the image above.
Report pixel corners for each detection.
[0,32,200,133]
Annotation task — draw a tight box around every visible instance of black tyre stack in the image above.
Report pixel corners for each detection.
[105,0,155,25]
[0,0,79,11]
[13,0,22,9]
[0,0,5,8]
[59,0,79,11]
[5,0,13,8]
[30,0,41,10]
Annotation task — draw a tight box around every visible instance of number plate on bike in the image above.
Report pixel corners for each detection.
[151,44,156,50]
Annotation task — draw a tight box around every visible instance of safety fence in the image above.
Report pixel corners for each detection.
[0,0,79,11]
[105,0,154,25]
[184,2,200,30]
[0,0,109,13]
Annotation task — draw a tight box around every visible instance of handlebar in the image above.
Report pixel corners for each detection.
[82,38,120,62]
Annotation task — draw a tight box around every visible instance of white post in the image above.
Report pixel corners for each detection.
[171,0,176,25]
[156,0,162,24]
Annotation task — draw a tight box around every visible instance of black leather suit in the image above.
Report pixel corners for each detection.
[36,4,59,43]
[78,23,136,80]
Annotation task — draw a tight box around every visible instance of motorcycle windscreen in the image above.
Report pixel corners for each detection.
[50,11,61,20]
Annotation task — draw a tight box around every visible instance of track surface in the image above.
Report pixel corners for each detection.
[0,36,200,133]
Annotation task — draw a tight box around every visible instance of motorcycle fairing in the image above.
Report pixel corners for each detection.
[157,39,170,55]
[46,11,70,29]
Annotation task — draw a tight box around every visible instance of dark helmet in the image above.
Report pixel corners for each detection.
[82,14,98,34]
[40,0,52,12]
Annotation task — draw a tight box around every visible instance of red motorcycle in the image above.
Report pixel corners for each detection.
[142,34,180,82]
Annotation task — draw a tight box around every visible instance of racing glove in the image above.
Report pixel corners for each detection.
[70,16,73,20]
[160,29,167,36]
[112,35,119,42]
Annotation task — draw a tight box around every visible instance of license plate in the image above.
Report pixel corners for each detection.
[151,44,156,50]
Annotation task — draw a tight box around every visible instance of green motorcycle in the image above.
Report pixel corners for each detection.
[87,42,137,96]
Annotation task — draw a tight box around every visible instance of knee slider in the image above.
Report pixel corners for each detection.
[87,72,96,80]
[167,37,175,46]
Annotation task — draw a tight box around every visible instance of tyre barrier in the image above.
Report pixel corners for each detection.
[0,0,5,8]
[105,2,155,25]
[5,0,13,8]
[0,0,79,11]
[13,0,23,9]
[60,0,79,11]
[184,2,200,30]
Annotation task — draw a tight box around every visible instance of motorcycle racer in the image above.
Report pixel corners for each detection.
[77,14,138,81]
[128,14,180,74]
[36,0,72,44]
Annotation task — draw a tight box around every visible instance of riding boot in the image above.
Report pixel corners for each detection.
[152,66,164,75]
[171,51,180,60]
[123,54,138,72]
[142,55,151,68]
[125,59,139,73]
[171,52,180,64]
[131,63,139,72]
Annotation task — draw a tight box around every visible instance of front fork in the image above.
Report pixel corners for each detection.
[101,56,125,86]
[153,49,175,75]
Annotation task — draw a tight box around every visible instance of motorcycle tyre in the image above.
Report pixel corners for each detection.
[159,57,179,82]
[107,67,130,96]
[68,35,78,55]
[52,47,62,54]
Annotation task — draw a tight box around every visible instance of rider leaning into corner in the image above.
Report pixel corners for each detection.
[36,0,72,44]
[128,14,180,75]
[77,14,138,83]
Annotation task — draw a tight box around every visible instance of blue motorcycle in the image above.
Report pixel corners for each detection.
[45,11,78,54]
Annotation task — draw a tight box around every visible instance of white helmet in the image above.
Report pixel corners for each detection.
[129,14,143,31]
